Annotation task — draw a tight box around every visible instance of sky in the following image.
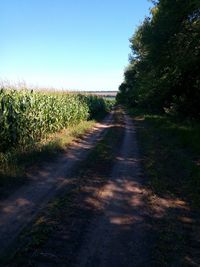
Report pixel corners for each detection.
[1,0,152,91]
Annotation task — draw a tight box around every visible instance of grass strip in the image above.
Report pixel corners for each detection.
[130,109,200,208]
[130,107,200,266]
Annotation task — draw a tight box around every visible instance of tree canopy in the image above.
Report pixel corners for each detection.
[117,0,200,118]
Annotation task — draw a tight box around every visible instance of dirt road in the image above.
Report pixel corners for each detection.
[73,113,152,267]
[0,113,113,256]
[0,110,154,266]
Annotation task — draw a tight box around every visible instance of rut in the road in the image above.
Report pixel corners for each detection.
[74,113,152,267]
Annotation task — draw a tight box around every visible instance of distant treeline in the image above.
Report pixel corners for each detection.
[117,0,200,118]
[83,91,117,97]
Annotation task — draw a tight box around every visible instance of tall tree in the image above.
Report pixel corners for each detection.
[118,0,200,117]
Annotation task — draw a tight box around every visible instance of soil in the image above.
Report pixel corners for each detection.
[72,113,153,267]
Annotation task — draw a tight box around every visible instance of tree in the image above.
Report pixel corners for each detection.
[117,0,200,117]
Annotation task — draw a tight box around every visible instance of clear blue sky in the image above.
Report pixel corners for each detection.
[1,0,152,91]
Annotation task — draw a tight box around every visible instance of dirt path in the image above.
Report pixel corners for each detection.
[73,113,152,267]
[0,113,113,256]
[1,109,199,266]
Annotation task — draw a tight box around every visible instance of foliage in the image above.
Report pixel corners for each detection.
[117,0,200,118]
[0,88,108,152]
[84,94,108,119]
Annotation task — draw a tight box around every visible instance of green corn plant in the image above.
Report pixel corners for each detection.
[0,88,109,152]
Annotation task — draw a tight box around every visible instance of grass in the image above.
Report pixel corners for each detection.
[129,108,200,208]
[0,120,96,199]
[1,108,124,266]
[129,107,200,266]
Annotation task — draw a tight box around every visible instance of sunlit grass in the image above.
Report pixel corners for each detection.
[0,119,96,199]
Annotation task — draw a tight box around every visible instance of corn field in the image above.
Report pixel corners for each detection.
[0,88,109,152]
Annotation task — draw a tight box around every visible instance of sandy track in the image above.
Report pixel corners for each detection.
[0,113,113,256]
[73,113,152,267]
